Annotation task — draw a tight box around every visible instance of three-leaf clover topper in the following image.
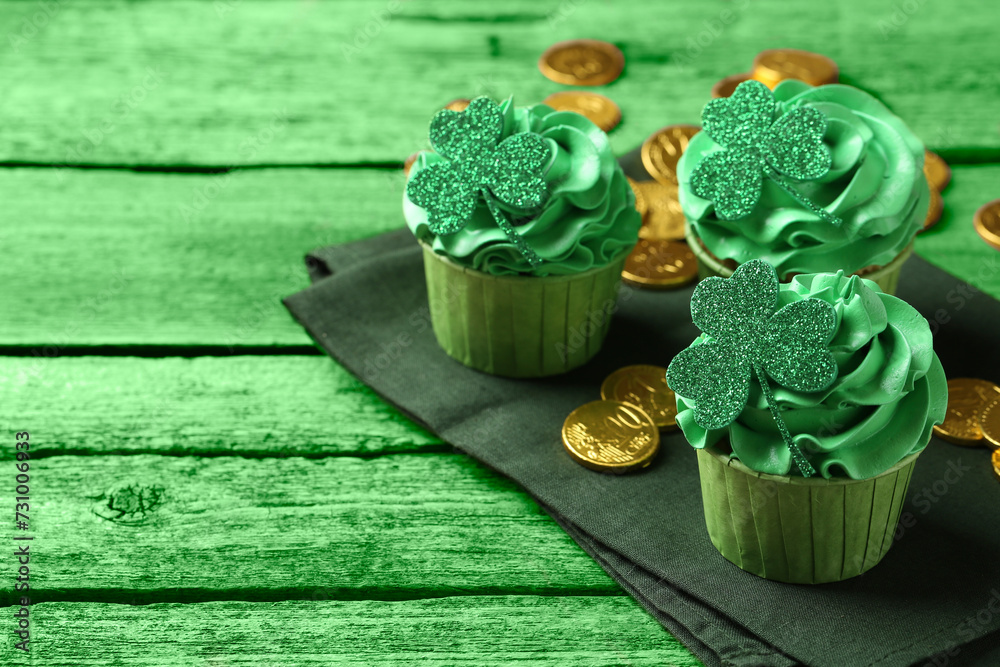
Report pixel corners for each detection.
[665,259,838,477]
[406,97,552,268]
[691,79,842,226]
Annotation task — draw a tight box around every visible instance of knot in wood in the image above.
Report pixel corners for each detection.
[94,483,166,523]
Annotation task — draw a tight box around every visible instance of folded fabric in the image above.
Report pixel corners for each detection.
[285,203,1000,667]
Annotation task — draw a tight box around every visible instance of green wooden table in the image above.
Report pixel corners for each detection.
[2,1,999,664]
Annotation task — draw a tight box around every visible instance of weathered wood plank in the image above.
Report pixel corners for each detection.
[16,597,700,666]
[4,164,1000,348]
[0,167,404,347]
[0,356,440,460]
[1,0,997,166]
[0,454,620,599]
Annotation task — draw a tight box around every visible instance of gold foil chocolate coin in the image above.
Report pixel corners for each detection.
[920,187,943,233]
[538,40,625,86]
[600,365,678,430]
[974,200,1000,251]
[712,72,752,98]
[562,400,659,473]
[751,49,839,88]
[636,180,685,241]
[933,378,1000,446]
[622,239,698,289]
[543,91,622,132]
[924,150,951,191]
[443,98,471,112]
[992,450,1000,483]
[978,397,1000,451]
[641,125,701,186]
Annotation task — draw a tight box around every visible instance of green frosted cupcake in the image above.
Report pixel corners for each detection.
[666,260,947,583]
[678,80,930,295]
[403,96,641,377]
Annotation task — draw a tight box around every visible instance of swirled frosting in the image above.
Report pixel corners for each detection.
[404,99,641,277]
[678,81,930,278]
[674,272,947,479]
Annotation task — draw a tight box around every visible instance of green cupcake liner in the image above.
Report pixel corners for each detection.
[420,242,628,378]
[696,446,921,584]
[684,223,914,295]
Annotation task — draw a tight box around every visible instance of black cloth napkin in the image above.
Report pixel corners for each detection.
[285,176,1000,666]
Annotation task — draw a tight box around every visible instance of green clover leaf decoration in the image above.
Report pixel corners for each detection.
[665,259,838,477]
[406,97,552,267]
[691,79,841,225]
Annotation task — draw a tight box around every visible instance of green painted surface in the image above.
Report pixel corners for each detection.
[27,597,696,666]
[0,454,621,599]
[0,0,998,664]
[0,356,441,459]
[1,0,998,165]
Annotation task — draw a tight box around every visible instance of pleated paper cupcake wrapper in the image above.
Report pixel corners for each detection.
[696,446,921,584]
[420,242,629,378]
[684,223,913,296]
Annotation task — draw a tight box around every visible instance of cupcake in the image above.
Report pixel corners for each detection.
[404,96,641,377]
[666,259,946,583]
[678,79,930,295]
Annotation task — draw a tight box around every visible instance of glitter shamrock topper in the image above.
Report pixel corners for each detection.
[665,259,838,477]
[691,79,841,225]
[406,97,552,267]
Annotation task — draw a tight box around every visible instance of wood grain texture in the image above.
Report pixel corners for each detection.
[1,0,997,167]
[0,454,620,600]
[15,597,700,667]
[0,356,441,459]
[0,167,404,346]
[4,165,1000,348]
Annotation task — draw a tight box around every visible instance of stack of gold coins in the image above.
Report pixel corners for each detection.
[534,39,696,289]
[562,365,678,474]
[538,40,625,132]
[934,378,1000,483]
[922,150,950,233]
[619,125,702,289]
[934,378,1000,446]
[600,365,679,432]
[711,48,838,98]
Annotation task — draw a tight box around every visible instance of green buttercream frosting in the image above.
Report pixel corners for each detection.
[674,272,948,479]
[678,81,930,278]
[404,99,641,277]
